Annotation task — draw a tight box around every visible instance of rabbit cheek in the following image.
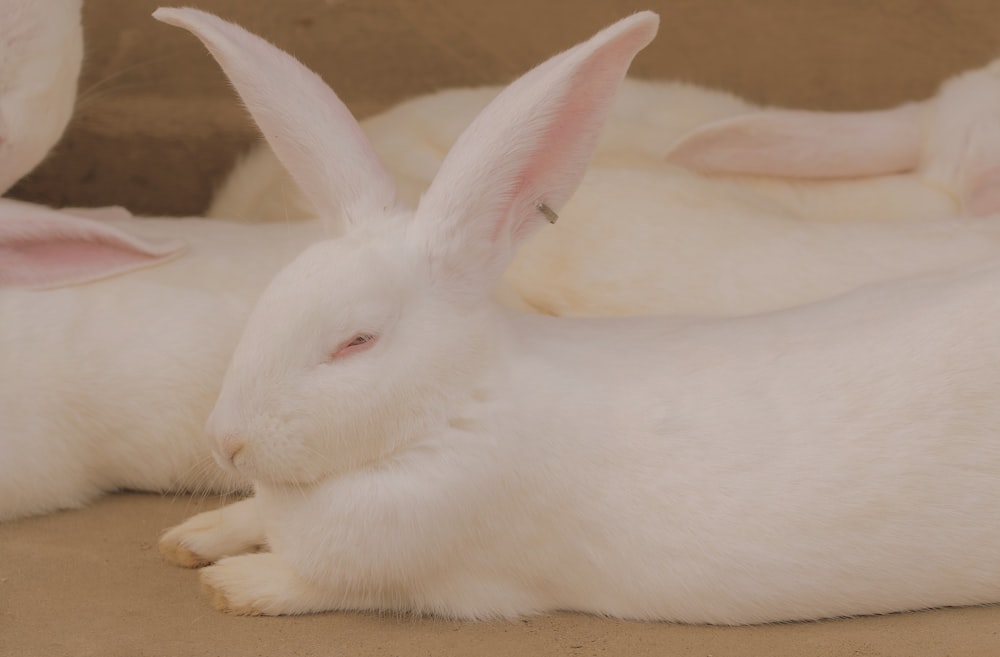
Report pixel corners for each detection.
[241,412,332,484]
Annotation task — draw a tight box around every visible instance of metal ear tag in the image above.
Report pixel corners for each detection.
[536,202,559,224]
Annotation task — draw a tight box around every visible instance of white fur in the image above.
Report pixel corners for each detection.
[0,209,324,521]
[157,7,1000,624]
[208,77,964,226]
[205,70,1000,318]
[0,0,83,193]
[503,168,1000,316]
[208,51,1000,228]
[207,80,756,219]
[13,201,1000,521]
[206,50,1000,318]
[159,497,265,567]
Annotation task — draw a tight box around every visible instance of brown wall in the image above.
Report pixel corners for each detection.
[13,0,1000,216]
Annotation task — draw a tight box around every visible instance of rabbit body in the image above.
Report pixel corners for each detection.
[230,260,1000,623]
[155,7,1000,624]
[506,166,1000,316]
[0,215,323,521]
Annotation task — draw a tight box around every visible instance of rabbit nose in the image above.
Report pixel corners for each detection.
[218,434,246,462]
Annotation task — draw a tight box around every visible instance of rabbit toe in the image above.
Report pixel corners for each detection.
[159,534,214,568]
[199,553,325,616]
[159,498,267,568]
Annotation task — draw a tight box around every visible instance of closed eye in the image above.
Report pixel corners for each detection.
[328,333,378,361]
[347,334,374,348]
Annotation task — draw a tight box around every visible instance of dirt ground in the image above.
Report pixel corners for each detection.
[4,493,1000,657]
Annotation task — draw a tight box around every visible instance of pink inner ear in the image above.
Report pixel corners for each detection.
[1,239,174,288]
[0,200,186,288]
[963,164,1000,217]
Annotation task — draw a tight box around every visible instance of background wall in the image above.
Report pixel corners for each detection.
[12,0,1000,216]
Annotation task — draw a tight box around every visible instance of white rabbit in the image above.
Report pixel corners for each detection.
[0,198,329,521]
[156,7,1000,624]
[0,0,84,194]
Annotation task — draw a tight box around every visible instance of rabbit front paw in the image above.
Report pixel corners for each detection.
[200,552,331,616]
[159,497,266,568]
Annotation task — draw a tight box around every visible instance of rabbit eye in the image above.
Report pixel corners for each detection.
[328,333,378,362]
[347,334,374,347]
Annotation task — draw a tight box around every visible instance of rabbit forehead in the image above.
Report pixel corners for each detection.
[240,237,417,348]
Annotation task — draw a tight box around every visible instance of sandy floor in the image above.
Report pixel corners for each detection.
[2,492,998,657]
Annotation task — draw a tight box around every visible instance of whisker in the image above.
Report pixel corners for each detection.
[75,51,183,110]
[160,456,247,529]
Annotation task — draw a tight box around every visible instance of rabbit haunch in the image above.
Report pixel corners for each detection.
[157,6,1000,624]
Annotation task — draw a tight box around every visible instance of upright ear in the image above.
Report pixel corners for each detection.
[413,11,659,296]
[153,7,397,231]
[663,104,924,179]
[0,199,185,288]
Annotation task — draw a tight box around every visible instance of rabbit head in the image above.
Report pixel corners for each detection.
[0,0,84,193]
[154,7,658,484]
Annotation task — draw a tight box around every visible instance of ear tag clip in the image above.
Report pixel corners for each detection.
[536,202,559,224]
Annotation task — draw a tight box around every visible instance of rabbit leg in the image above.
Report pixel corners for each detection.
[199,552,347,616]
[159,496,265,568]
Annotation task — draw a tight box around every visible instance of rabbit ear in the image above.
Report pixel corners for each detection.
[0,200,185,288]
[664,104,923,179]
[956,126,1000,216]
[922,59,1000,217]
[413,12,659,295]
[964,166,1000,216]
[153,7,397,231]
